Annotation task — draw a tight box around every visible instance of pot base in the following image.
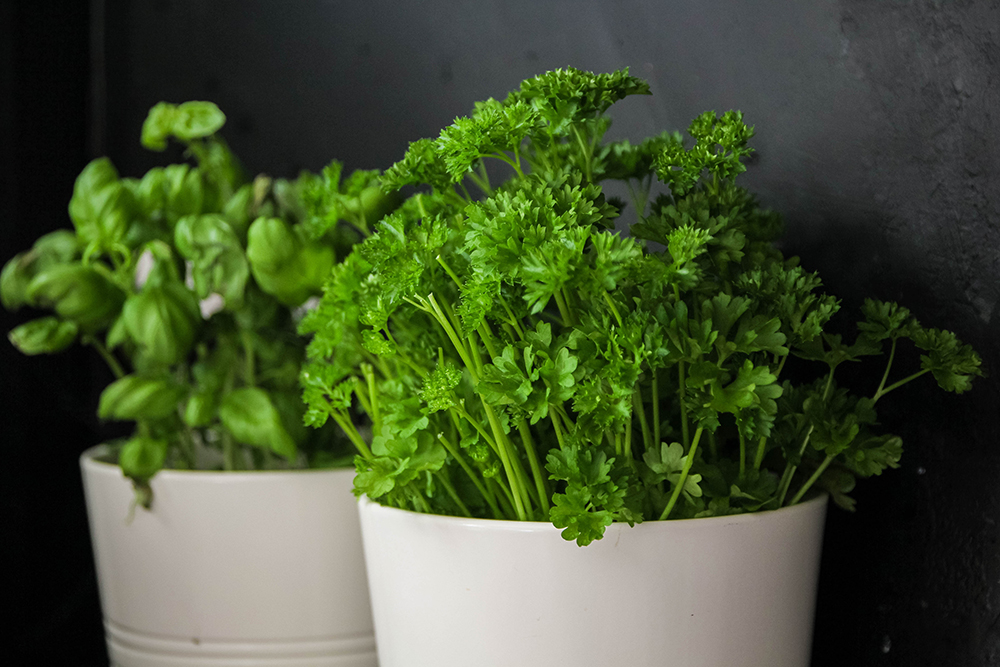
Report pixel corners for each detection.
[106,620,377,667]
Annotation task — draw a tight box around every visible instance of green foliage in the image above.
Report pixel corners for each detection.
[294,68,983,546]
[2,101,382,503]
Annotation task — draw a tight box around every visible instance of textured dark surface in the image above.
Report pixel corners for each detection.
[2,3,109,665]
[5,1,999,664]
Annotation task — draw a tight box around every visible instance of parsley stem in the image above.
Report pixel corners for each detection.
[753,436,767,470]
[603,290,623,327]
[873,338,898,399]
[455,404,499,453]
[489,151,525,179]
[467,170,492,197]
[489,477,517,518]
[550,408,568,449]
[774,353,789,380]
[362,364,380,434]
[331,410,373,460]
[477,323,499,361]
[477,161,492,193]
[633,387,653,453]
[554,289,575,327]
[498,295,525,340]
[777,368,834,505]
[483,403,529,520]
[874,369,930,404]
[678,361,691,449]
[517,420,550,513]
[426,293,478,383]
[352,377,374,419]
[652,367,661,446]
[788,454,835,506]
[435,470,472,517]
[436,255,462,289]
[571,125,593,182]
[659,427,703,520]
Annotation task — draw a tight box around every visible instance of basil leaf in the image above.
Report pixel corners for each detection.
[67,158,135,249]
[8,317,78,355]
[98,373,186,421]
[246,216,334,306]
[1,230,80,310]
[218,387,298,461]
[141,101,226,151]
[119,436,169,480]
[174,214,249,307]
[25,263,126,332]
[122,281,201,366]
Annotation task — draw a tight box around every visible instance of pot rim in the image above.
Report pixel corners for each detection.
[358,491,828,533]
[80,444,354,480]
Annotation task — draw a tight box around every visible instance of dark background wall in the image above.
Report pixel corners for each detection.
[4,1,999,665]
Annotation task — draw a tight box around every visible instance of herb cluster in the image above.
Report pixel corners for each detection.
[2,101,389,505]
[300,68,982,546]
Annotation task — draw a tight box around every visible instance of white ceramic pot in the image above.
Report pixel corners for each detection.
[358,494,827,667]
[80,446,377,667]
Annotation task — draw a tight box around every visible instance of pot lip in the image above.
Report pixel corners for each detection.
[79,444,354,480]
[358,491,828,532]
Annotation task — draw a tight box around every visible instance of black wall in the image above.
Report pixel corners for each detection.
[5,1,999,665]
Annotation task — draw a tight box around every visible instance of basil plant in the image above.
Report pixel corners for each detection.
[2,101,396,506]
[299,68,982,546]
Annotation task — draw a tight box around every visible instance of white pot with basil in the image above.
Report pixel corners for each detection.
[2,101,396,667]
[299,68,983,667]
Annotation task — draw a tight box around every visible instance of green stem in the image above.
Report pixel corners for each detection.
[488,151,525,179]
[788,454,835,506]
[633,387,653,453]
[659,427,704,520]
[488,477,517,518]
[774,353,789,380]
[517,420,550,513]
[571,125,593,182]
[678,361,690,449]
[362,364,380,433]
[874,369,930,404]
[652,367,661,446]
[777,369,835,504]
[456,404,500,453]
[435,471,472,517]
[483,403,529,520]
[554,289,575,327]
[331,410,373,460]
[753,436,767,470]
[873,338,898,399]
[436,255,463,289]
[426,294,478,382]
[603,291,624,327]
[85,336,125,379]
[498,295,525,340]
[438,433,501,519]
[550,408,568,450]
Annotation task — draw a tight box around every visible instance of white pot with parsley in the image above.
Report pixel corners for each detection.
[2,101,397,666]
[299,69,982,666]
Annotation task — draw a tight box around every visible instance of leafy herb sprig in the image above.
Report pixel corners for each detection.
[300,68,982,545]
[2,101,386,505]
